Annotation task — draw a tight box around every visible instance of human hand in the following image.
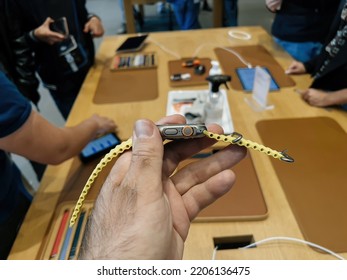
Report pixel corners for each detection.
[266,0,282,12]
[299,88,333,107]
[79,115,246,259]
[33,17,65,45]
[285,60,306,74]
[83,16,104,37]
[89,114,117,137]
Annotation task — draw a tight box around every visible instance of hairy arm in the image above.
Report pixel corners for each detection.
[0,110,116,164]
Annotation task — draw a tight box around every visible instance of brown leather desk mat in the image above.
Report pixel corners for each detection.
[59,151,267,221]
[256,117,347,253]
[93,57,158,104]
[214,45,295,91]
[178,151,268,222]
[168,58,212,87]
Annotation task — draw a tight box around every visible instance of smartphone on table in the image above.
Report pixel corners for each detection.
[236,67,280,91]
[79,132,121,163]
[115,34,148,53]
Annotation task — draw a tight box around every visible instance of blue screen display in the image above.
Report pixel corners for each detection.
[236,67,279,91]
[81,133,120,157]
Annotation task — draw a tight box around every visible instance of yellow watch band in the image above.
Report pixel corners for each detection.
[69,129,293,227]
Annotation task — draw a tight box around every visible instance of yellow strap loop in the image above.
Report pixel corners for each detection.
[69,138,132,227]
[69,130,292,226]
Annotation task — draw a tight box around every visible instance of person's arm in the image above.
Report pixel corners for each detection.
[83,15,104,37]
[78,0,104,37]
[285,60,307,74]
[300,88,347,108]
[31,17,65,45]
[0,110,116,165]
[79,115,246,260]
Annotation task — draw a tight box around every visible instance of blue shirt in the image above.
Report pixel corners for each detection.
[0,71,32,223]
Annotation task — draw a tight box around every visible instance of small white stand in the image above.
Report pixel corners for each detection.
[244,66,274,112]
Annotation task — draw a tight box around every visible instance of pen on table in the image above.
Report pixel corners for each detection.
[50,209,70,260]
[68,211,86,260]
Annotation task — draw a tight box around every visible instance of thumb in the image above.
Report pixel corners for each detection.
[45,17,54,25]
[83,22,90,33]
[285,65,296,74]
[129,119,164,194]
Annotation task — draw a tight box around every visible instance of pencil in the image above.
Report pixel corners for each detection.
[68,211,86,260]
[59,225,73,260]
[50,209,69,260]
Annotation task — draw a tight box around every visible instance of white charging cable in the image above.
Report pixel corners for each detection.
[228,30,252,40]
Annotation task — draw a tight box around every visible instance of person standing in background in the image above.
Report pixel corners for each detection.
[223,0,238,27]
[266,0,341,62]
[167,0,201,30]
[9,0,104,120]
[0,0,40,106]
[286,0,347,110]
[0,70,116,260]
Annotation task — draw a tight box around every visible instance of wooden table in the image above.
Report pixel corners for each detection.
[9,26,347,260]
[123,0,223,34]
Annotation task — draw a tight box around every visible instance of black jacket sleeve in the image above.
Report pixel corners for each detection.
[4,0,40,105]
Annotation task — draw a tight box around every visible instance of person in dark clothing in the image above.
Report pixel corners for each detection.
[9,0,104,119]
[0,0,40,105]
[1,0,47,180]
[0,70,116,260]
[167,0,201,30]
[286,0,347,110]
[266,0,341,62]
[223,0,238,27]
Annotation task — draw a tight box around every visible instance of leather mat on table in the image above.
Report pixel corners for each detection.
[179,152,268,222]
[256,116,347,253]
[93,57,158,104]
[214,45,295,91]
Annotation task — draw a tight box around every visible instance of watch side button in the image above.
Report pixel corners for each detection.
[163,128,179,136]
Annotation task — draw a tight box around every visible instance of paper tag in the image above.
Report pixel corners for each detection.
[252,66,271,107]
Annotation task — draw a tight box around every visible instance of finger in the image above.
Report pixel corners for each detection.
[172,144,246,195]
[285,67,294,74]
[182,169,236,221]
[162,123,224,176]
[103,115,185,191]
[300,90,310,101]
[155,114,186,125]
[122,119,164,199]
[83,23,90,33]
[44,17,54,26]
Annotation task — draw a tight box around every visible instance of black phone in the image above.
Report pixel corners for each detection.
[57,35,77,56]
[236,67,279,91]
[79,132,121,163]
[49,17,69,36]
[115,34,148,53]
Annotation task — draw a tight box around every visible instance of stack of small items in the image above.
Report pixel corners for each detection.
[110,52,157,71]
[170,58,206,81]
